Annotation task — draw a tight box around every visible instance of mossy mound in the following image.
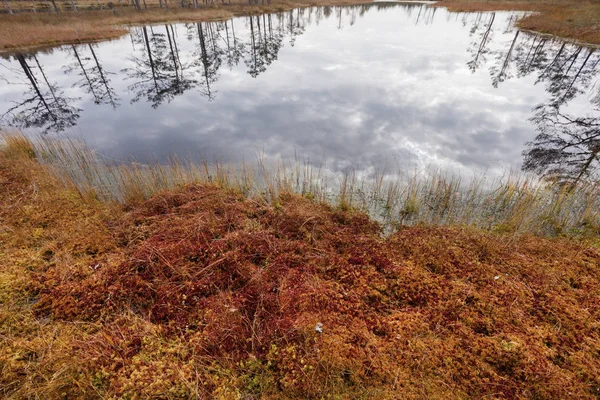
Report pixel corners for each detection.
[2,146,600,399]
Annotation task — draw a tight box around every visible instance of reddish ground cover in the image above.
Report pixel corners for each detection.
[2,144,600,398]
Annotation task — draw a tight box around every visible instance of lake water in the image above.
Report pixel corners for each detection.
[0,3,598,177]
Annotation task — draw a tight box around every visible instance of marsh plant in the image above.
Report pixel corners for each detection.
[5,131,600,237]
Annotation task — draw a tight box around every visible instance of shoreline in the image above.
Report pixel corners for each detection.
[0,0,371,52]
[1,0,599,52]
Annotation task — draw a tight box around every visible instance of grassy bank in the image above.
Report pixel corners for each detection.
[0,0,366,51]
[1,0,600,51]
[437,0,600,46]
[29,133,600,237]
[2,133,600,398]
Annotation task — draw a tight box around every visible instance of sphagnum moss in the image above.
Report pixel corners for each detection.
[2,133,600,399]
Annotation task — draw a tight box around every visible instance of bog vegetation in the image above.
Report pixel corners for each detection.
[0,0,599,51]
[0,0,369,50]
[1,132,600,398]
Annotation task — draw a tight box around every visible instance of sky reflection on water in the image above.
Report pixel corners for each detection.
[0,3,598,178]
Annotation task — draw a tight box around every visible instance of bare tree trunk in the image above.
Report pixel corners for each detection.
[69,0,77,11]
[159,0,162,7]
[4,0,13,14]
[142,0,146,9]
[50,0,59,12]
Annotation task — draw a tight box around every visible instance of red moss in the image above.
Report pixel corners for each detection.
[9,180,600,397]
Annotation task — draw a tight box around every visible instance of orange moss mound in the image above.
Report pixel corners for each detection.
[2,148,600,398]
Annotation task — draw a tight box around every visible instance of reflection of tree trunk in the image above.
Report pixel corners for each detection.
[528,38,546,69]
[4,0,13,14]
[268,14,273,39]
[539,42,565,80]
[561,49,594,103]
[256,15,262,48]
[523,37,537,67]
[16,54,56,122]
[231,19,236,44]
[88,44,117,108]
[573,145,600,186]
[224,19,231,56]
[473,13,494,67]
[496,30,519,83]
[250,16,257,72]
[72,45,98,99]
[563,47,582,75]
[170,24,182,68]
[263,14,268,42]
[415,5,423,25]
[143,27,159,93]
[33,55,59,103]
[197,23,212,98]
[165,25,180,83]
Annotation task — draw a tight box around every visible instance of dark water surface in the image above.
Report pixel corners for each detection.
[0,3,598,176]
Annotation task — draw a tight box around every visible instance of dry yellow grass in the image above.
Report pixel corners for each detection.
[436,0,600,45]
[2,133,600,398]
[0,0,368,51]
[1,0,598,50]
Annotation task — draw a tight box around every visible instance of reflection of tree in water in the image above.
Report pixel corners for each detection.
[0,53,80,133]
[244,14,284,78]
[191,22,223,100]
[116,4,391,106]
[522,46,599,183]
[521,46,600,184]
[464,13,600,183]
[287,8,306,47]
[64,44,120,108]
[489,31,520,88]
[124,25,197,108]
[222,20,243,69]
[467,13,495,72]
[523,105,600,185]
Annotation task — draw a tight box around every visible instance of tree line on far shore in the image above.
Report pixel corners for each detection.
[2,0,271,15]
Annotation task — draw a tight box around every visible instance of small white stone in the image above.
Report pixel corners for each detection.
[315,322,323,333]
